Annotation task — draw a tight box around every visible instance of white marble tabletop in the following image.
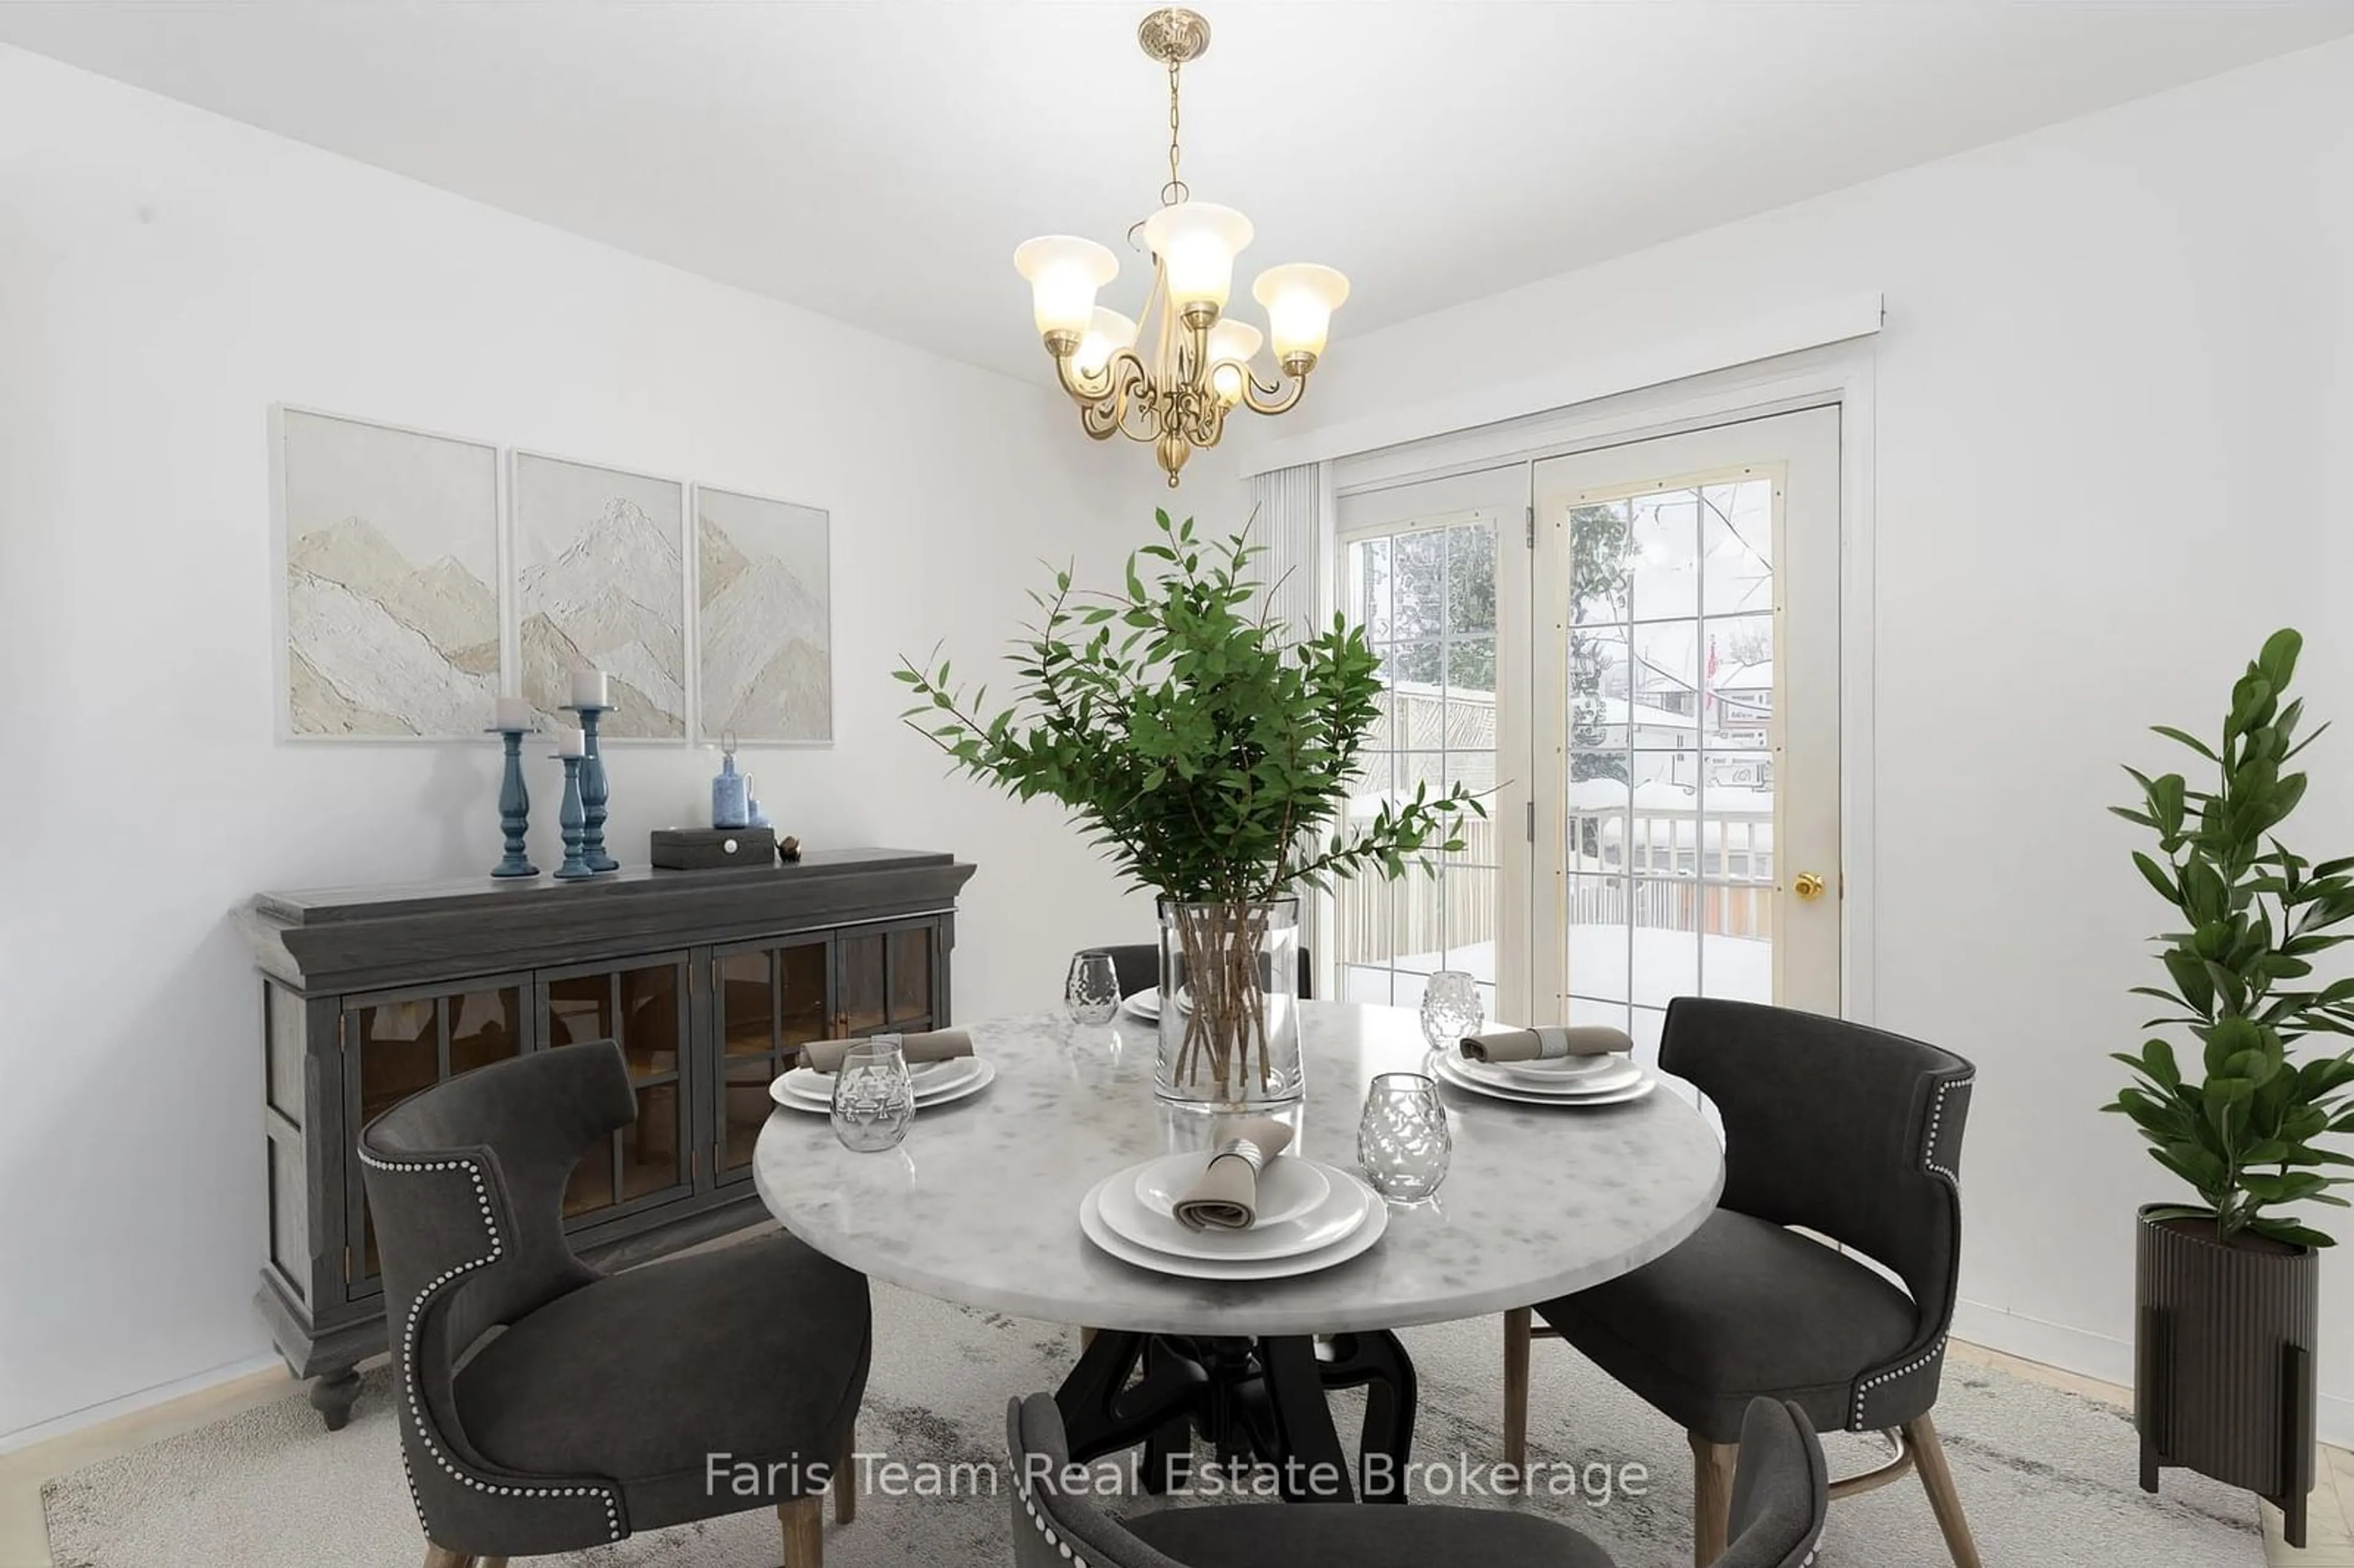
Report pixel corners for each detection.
[752,1002,1724,1336]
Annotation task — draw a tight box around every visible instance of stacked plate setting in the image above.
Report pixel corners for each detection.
[1431,1048,1658,1107]
[768,1054,998,1113]
[1079,1152,1388,1281]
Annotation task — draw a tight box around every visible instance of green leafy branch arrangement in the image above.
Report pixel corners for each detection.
[2108,629,2354,1248]
[894,509,1484,907]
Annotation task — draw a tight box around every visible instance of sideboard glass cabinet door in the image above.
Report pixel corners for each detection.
[536,953,695,1225]
[344,976,530,1296]
[834,919,939,1037]
[714,935,834,1183]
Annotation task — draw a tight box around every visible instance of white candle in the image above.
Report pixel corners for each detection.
[556,726,587,757]
[493,696,531,731]
[569,669,609,708]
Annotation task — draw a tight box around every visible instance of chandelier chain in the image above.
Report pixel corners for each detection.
[1162,60,1188,206]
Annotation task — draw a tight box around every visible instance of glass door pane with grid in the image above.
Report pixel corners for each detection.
[1333,463,1530,1021]
[1533,407,1840,1070]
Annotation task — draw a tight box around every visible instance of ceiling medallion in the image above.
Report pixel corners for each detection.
[1014,7,1349,487]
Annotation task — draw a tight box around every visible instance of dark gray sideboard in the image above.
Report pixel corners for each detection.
[237,847,977,1429]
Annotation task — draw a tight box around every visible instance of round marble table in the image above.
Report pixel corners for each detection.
[754,1002,1723,1501]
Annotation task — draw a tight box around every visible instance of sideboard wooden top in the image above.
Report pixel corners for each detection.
[239,847,977,994]
[252,847,955,924]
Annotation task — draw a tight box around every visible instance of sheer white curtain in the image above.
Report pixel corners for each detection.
[1248,462,1330,989]
[1246,463,1322,644]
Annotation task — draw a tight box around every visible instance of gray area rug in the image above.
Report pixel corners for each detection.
[45,1281,2260,1566]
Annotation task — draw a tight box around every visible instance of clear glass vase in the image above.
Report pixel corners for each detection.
[1156,898,1305,1109]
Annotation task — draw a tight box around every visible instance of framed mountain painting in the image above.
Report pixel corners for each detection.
[693,485,832,744]
[276,408,502,739]
[511,452,688,739]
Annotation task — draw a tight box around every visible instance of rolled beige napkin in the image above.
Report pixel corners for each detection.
[1171,1118,1297,1232]
[1459,1025,1632,1064]
[802,1029,973,1075]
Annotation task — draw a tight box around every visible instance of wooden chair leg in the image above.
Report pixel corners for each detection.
[834,1423,858,1525]
[1689,1431,1737,1568]
[780,1492,825,1568]
[422,1548,472,1568]
[1501,1307,1531,1485]
[1905,1414,1984,1568]
[475,1560,507,1568]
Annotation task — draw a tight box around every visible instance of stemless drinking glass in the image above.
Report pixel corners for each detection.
[1358,1071,1452,1201]
[831,1037,915,1152]
[1065,950,1122,1026]
[1418,969,1484,1051]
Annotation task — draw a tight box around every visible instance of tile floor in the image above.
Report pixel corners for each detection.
[0,1344,2346,1567]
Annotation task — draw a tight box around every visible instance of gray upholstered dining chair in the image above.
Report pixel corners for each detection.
[1092,943,1316,1001]
[1501,997,1978,1568]
[359,1042,870,1568]
[1007,1390,1827,1568]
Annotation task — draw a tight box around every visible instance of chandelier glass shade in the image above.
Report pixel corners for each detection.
[1014,8,1348,487]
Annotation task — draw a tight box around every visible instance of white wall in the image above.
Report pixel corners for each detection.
[1245,37,2354,1440]
[0,45,1164,1441]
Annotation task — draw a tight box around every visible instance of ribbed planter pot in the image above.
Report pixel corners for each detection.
[2135,1206,2318,1546]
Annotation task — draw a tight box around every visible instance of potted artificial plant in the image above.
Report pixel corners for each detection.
[899,511,1480,1109]
[2109,628,2354,1547]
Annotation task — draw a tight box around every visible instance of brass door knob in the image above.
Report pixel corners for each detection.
[1793,871,1827,902]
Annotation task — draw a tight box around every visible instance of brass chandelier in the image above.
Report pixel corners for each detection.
[1015,7,1349,487]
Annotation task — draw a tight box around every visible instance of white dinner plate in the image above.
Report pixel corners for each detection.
[794,1056,969,1087]
[1079,1173,1388,1281]
[779,1056,985,1102]
[1456,1054,1645,1097]
[1100,1158,1366,1262]
[1130,1151,1331,1228]
[769,1059,997,1113]
[1433,1052,1658,1108]
[1121,986,1162,1021]
[1496,1052,1620,1084]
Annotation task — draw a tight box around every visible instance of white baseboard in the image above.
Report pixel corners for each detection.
[1952,1296,2354,1450]
[0,1353,287,1456]
[1951,1298,2136,1389]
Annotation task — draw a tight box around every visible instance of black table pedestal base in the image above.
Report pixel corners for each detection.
[1054,1329,1417,1503]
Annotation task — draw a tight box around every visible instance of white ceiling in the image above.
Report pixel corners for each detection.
[7,2,2351,381]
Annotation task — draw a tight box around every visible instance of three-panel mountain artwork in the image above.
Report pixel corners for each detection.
[278,408,830,743]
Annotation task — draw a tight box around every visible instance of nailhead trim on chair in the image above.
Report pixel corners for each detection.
[1008,1447,1090,1567]
[1922,1076,1971,1187]
[359,1148,625,1544]
[1850,1334,1947,1431]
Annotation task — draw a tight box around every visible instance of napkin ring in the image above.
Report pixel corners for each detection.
[1211,1138,1266,1174]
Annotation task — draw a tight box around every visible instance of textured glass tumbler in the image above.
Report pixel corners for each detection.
[1065,950,1122,1026]
[831,1037,915,1152]
[1418,969,1484,1051]
[1358,1072,1452,1201]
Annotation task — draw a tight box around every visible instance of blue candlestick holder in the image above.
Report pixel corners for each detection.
[550,752,596,880]
[563,701,619,872]
[486,726,539,878]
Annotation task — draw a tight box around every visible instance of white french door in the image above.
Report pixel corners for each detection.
[1331,463,1532,1022]
[1531,406,1842,1060]
[1330,404,1842,1054]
